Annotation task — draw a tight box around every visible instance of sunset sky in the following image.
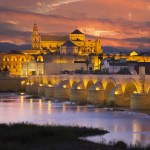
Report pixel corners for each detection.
[0,0,150,49]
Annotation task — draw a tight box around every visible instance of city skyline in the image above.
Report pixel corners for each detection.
[0,0,150,49]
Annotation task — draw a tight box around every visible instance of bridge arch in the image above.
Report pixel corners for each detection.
[104,78,117,97]
[54,80,71,100]
[58,80,71,88]
[94,81,104,90]
[86,80,94,89]
[123,78,138,97]
[72,80,85,90]
[71,81,78,88]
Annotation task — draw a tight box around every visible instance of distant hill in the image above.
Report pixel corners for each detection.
[102,46,150,54]
[0,42,31,52]
[0,42,149,54]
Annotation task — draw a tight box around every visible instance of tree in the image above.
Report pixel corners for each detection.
[117,67,131,74]
[111,55,115,74]
[98,53,103,73]
[85,57,91,71]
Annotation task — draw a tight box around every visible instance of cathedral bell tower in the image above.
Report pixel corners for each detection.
[32,22,40,50]
[95,35,102,54]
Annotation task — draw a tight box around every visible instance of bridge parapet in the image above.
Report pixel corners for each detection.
[27,73,150,109]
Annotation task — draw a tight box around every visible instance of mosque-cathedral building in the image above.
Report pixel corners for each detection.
[0,23,150,76]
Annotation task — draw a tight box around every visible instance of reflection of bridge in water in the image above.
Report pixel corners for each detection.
[26,67,150,109]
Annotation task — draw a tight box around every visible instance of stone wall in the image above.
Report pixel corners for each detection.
[0,76,27,92]
[44,63,93,75]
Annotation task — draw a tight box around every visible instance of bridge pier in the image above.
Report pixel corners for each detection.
[54,87,70,100]
[30,84,39,96]
[26,84,39,96]
[130,66,150,109]
[26,73,150,109]
[45,86,55,99]
[70,89,87,104]
[87,87,105,105]
[130,93,150,109]
[26,84,31,95]
[54,81,70,101]
[106,84,130,107]
[38,85,45,97]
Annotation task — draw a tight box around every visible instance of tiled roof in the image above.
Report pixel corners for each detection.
[40,35,69,41]
[71,29,83,34]
[62,40,76,47]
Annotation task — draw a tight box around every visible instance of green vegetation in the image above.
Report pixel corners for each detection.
[117,67,131,74]
[0,123,149,150]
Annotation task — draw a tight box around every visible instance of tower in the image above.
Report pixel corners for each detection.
[32,22,40,50]
[95,35,102,54]
[69,28,85,41]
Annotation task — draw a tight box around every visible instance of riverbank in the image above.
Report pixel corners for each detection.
[0,123,149,150]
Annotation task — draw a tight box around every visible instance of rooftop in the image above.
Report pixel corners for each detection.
[41,35,69,41]
[62,40,77,47]
[71,29,83,34]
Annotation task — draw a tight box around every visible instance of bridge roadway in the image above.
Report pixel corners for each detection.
[26,67,150,109]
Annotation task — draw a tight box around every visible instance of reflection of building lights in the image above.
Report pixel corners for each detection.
[63,85,67,88]
[30,99,33,113]
[132,121,141,145]
[39,99,42,114]
[48,101,51,114]
[77,86,81,90]
[62,104,66,112]
[20,96,24,113]
[77,106,80,112]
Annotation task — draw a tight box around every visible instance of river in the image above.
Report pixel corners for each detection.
[0,93,150,146]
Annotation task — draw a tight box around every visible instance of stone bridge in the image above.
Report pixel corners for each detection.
[26,67,150,109]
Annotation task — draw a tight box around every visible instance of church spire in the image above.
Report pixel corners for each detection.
[33,21,38,32]
[32,22,40,50]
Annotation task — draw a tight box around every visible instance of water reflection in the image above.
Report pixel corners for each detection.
[20,96,24,113]
[62,104,66,112]
[38,99,42,114]
[77,106,80,112]
[47,101,51,114]
[132,120,146,145]
[0,94,150,146]
[30,99,33,113]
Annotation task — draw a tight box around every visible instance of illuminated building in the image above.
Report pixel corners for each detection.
[31,23,102,55]
[0,22,150,76]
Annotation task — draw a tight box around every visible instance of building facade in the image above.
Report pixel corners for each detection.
[31,23,102,55]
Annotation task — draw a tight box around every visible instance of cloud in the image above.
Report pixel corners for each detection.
[0,0,150,49]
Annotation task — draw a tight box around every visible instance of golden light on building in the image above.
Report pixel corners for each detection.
[21,81,25,85]
[63,85,67,88]
[115,91,119,95]
[133,91,138,94]
[77,86,81,90]
[96,87,100,91]
[39,84,43,87]
[48,84,52,87]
